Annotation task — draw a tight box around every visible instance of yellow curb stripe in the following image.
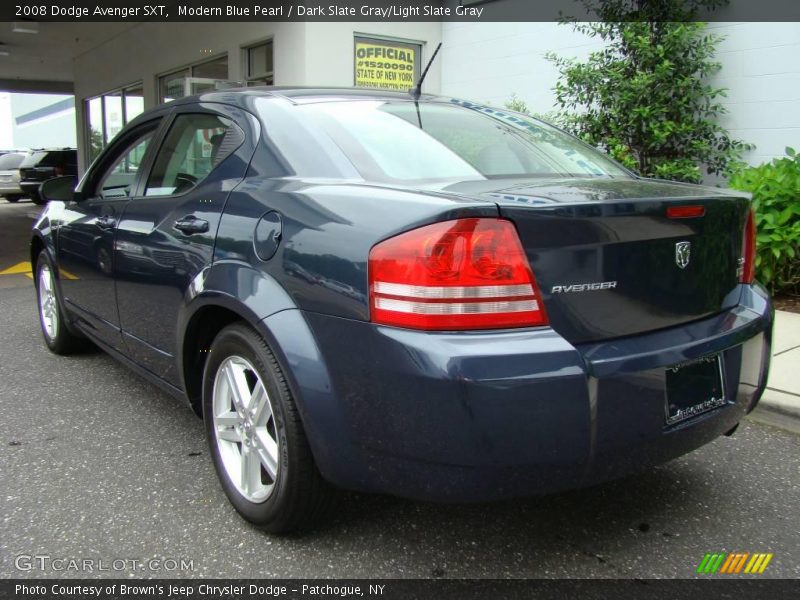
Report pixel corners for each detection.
[0,261,32,275]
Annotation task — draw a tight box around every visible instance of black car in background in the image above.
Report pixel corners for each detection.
[19,148,78,205]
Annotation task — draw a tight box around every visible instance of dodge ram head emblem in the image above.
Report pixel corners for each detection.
[675,241,691,269]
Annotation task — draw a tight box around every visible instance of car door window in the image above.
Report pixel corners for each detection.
[144,113,241,197]
[96,133,154,199]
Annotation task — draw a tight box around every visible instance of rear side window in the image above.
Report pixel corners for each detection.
[0,153,25,169]
[19,152,46,168]
[145,113,243,197]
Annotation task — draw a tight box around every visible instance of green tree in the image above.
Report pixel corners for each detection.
[89,127,104,162]
[547,0,752,183]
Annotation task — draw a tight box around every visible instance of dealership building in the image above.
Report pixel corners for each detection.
[1,16,797,175]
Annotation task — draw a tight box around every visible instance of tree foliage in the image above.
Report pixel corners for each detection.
[547,0,752,183]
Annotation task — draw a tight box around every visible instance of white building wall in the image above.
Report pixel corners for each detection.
[708,22,800,165]
[441,22,800,167]
[440,22,602,112]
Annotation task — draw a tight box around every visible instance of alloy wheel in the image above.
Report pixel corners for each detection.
[38,263,58,340]
[212,355,280,503]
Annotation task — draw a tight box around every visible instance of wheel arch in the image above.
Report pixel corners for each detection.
[177,267,357,488]
[30,235,46,274]
[178,262,300,417]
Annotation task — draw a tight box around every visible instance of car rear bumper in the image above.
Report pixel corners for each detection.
[268,284,772,502]
[19,182,42,194]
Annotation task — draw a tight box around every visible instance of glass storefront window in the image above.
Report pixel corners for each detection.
[103,92,124,143]
[86,96,104,162]
[158,55,231,103]
[85,83,146,164]
[246,41,274,85]
[124,85,145,123]
[159,68,191,103]
[193,55,229,80]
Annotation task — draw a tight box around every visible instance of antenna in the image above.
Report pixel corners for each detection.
[409,42,442,101]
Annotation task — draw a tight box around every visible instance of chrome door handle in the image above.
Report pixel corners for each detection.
[173,215,209,235]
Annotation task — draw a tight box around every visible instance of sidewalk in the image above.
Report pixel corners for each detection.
[750,309,800,433]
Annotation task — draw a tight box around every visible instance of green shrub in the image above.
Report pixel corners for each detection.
[546,1,752,183]
[728,148,800,294]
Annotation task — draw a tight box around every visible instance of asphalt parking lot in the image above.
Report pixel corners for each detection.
[0,198,798,579]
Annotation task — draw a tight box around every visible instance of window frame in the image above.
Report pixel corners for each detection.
[156,54,231,104]
[141,110,244,200]
[242,38,274,86]
[83,82,145,166]
[83,117,165,201]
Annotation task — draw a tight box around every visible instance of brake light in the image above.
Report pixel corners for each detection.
[667,205,705,219]
[740,208,756,284]
[54,166,64,176]
[368,218,547,330]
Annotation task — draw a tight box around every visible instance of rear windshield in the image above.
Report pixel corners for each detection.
[20,150,76,168]
[0,153,25,169]
[292,100,629,183]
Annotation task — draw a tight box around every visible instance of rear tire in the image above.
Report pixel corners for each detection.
[29,190,45,205]
[202,322,335,534]
[35,251,87,355]
[4,195,22,203]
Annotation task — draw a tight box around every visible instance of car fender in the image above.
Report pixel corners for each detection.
[176,260,363,485]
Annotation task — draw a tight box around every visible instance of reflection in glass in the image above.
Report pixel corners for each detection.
[124,85,145,123]
[86,97,104,161]
[103,93,124,144]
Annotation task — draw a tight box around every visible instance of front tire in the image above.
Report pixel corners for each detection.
[35,251,87,354]
[202,323,335,533]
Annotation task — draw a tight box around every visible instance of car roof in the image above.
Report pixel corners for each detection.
[153,86,441,110]
[125,87,496,132]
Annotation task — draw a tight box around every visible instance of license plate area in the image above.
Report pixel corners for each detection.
[665,355,726,426]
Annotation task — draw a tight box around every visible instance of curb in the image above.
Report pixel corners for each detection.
[748,388,800,434]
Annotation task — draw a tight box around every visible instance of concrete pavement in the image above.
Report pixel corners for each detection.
[750,310,800,433]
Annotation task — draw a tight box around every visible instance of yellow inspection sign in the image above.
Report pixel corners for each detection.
[354,40,418,92]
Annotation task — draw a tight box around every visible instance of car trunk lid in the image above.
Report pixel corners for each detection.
[441,177,751,344]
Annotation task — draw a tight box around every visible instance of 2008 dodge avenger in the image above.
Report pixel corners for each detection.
[32,88,772,532]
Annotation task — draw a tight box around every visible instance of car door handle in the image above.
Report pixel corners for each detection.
[173,215,209,235]
[96,215,117,229]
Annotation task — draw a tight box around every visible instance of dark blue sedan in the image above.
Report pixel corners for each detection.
[32,89,772,533]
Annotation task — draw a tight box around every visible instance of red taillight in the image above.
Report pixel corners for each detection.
[368,218,548,330]
[54,166,64,176]
[667,205,705,219]
[740,208,756,284]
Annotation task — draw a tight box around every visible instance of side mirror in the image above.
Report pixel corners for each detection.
[40,176,78,203]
